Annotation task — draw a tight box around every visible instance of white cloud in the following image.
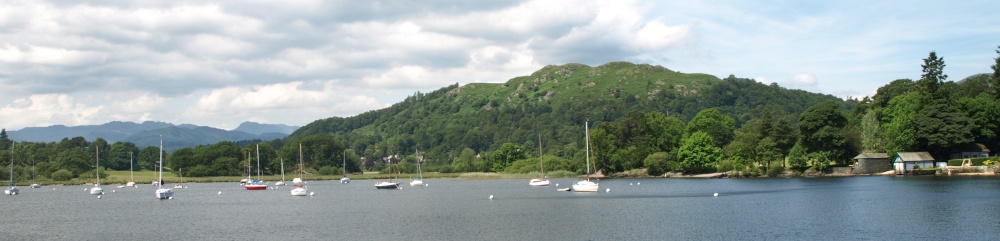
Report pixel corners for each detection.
[0,44,104,66]
[184,81,384,127]
[0,94,102,129]
[790,74,817,86]
[2,0,998,130]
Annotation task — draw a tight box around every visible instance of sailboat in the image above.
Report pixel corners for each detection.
[155,136,174,199]
[409,150,425,187]
[529,135,550,186]
[245,145,268,190]
[125,152,135,187]
[340,150,350,184]
[89,146,104,195]
[290,143,308,196]
[375,152,400,189]
[173,168,184,189]
[30,157,41,188]
[572,121,599,192]
[275,158,286,186]
[5,141,19,195]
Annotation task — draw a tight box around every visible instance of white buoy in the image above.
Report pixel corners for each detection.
[218,191,222,195]
[714,192,719,197]
[637,182,640,185]
[112,190,116,193]
[425,184,428,187]
[309,192,315,196]
[84,188,88,192]
[98,195,102,199]
[630,183,633,186]
[605,188,611,193]
[489,195,494,200]
[168,196,173,200]
[555,183,560,186]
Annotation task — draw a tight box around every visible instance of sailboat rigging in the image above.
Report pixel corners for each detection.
[290,143,308,196]
[529,134,550,186]
[245,145,268,190]
[89,146,103,195]
[375,152,400,189]
[409,150,425,187]
[5,141,19,195]
[126,152,135,187]
[340,150,350,184]
[155,136,174,199]
[572,121,599,192]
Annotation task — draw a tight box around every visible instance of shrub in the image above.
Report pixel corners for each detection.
[318,166,339,176]
[766,165,785,177]
[51,169,73,181]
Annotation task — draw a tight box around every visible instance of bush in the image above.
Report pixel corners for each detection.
[433,165,455,173]
[51,169,73,181]
[766,165,785,177]
[318,166,339,176]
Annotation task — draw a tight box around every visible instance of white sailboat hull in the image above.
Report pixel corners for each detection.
[5,187,18,195]
[409,179,424,186]
[529,179,550,186]
[375,182,399,189]
[89,186,104,195]
[341,177,350,184]
[125,182,135,187]
[290,187,308,196]
[274,181,285,186]
[572,180,599,192]
[155,188,173,199]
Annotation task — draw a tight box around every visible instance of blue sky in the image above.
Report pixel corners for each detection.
[1,0,997,131]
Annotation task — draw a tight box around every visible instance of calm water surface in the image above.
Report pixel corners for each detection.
[2,176,999,240]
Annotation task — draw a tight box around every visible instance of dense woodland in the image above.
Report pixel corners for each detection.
[2,46,999,182]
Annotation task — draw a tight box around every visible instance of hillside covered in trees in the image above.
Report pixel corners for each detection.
[290,62,840,174]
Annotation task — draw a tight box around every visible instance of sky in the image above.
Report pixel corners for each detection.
[1,0,998,131]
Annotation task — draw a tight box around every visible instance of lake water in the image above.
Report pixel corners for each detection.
[2,176,999,240]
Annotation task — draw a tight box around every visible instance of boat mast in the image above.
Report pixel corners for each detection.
[342,150,347,177]
[539,134,545,178]
[9,141,14,187]
[280,158,285,182]
[158,136,163,186]
[96,145,100,185]
[255,144,261,181]
[129,152,134,182]
[416,149,422,179]
[298,143,303,179]
[584,120,591,181]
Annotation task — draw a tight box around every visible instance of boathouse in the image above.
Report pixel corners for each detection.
[892,152,941,175]
[853,153,891,174]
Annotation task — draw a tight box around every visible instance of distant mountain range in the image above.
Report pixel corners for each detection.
[8,121,298,151]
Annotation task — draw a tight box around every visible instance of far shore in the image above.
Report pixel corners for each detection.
[20,168,1000,187]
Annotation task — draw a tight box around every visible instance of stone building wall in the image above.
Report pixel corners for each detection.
[854,158,892,174]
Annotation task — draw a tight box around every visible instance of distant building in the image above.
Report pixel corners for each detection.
[853,153,891,174]
[893,152,943,175]
[949,143,990,159]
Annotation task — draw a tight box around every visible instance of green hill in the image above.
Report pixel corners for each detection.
[292,62,839,165]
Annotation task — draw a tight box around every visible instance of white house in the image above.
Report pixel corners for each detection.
[893,152,941,175]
